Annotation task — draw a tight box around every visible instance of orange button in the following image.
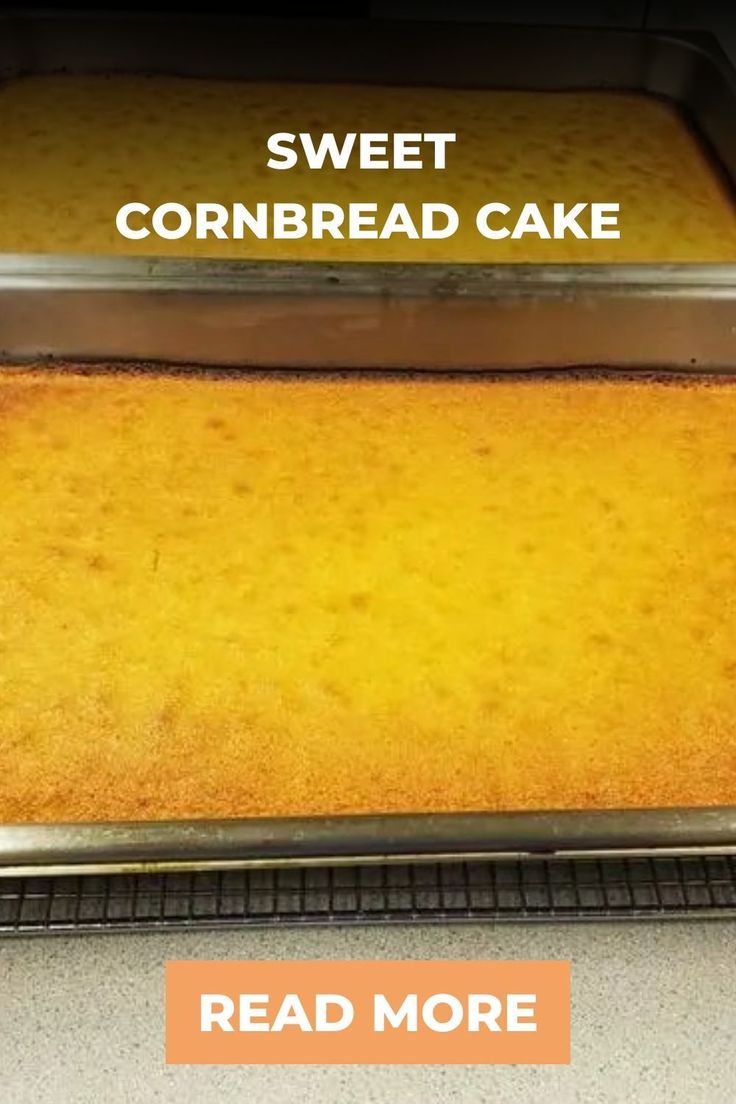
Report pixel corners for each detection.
[166,959,570,1065]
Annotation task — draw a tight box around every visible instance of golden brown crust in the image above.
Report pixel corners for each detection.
[1,369,735,823]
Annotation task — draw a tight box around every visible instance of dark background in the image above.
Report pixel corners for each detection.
[1,4,735,68]
[2,3,736,40]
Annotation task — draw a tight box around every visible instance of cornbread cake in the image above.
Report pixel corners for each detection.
[1,368,735,823]
[1,75,735,261]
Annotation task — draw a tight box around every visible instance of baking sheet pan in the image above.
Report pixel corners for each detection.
[1,14,735,872]
[2,363,735,872]
[1,361,735,874]
[0,13,735,371]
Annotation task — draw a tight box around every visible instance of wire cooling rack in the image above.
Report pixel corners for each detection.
[1,854,736,935]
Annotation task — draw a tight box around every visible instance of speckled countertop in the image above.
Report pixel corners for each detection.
[2,919,735,1104]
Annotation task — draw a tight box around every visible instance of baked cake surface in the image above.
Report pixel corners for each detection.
[1,369,735,823]
[0,76,735,261]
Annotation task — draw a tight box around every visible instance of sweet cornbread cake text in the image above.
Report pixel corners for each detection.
[117,126,619,243]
